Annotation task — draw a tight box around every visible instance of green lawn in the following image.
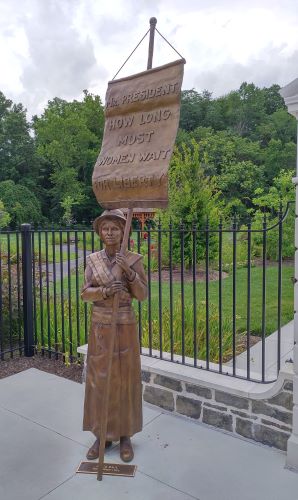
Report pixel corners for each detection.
[0,229,138,264]
[0,232,75,263]
[1,224,293,363]
[33,262,293,362]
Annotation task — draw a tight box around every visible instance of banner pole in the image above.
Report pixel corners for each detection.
[97,209,133,480]
[97,17,157,481]
[147,17,157,70]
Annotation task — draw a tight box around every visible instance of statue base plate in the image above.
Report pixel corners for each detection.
[76,461,137,477]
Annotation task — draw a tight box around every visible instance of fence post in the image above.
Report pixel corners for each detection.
[21,223,34,357]
[280,80,298,470]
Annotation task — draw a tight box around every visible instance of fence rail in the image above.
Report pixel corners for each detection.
[0,205,294,382]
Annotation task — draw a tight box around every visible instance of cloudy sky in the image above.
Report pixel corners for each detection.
[1,0,298,117]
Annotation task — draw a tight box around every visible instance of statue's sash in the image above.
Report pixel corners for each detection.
[86,251,115,287]
[87,250,143,288]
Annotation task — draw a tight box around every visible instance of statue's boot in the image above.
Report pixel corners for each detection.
[120,436,134,462]
[86,438,112,460]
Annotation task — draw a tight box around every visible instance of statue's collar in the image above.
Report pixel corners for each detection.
[102,249,116,264]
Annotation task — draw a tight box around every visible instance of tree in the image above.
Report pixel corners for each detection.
[252,170,295,259]
[181,83,292,260]
[179,89,213,131]
[50,167,86,222]
[34,91,104,222]
[178,83,288,140]
[261,84,285,115]
[159,142,221,265]
[225,83,267,137]
[263,139,296,184]
[0,91,39,190]
[60,195,82,225]
[0,79,294,228]
[0,180,42,225]
[257,108,297,146]
[219,160,265,217]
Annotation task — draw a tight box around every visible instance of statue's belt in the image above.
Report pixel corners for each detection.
[93,301,131,308]
[91,304,136,325]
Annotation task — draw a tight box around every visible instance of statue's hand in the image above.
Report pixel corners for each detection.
[116,253,130,274]
[116,253,135,281]
[106,281,128,297]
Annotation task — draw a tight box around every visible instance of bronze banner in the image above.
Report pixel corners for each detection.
[92,59,185,209]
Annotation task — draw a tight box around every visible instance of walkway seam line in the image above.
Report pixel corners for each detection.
[0,405,89,448]
[37,473,76,500]
[138,469,201,500]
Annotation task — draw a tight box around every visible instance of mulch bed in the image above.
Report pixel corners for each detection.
[0,338,260,381]
[151,268,228,282]
[0,352,84,383]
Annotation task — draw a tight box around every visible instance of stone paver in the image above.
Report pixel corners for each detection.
[1,368,298,500]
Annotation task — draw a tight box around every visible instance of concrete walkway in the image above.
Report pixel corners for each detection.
[228,320,294,380]
[1,369,298,500]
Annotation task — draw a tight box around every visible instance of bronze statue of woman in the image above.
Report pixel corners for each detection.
[81,209,148,462]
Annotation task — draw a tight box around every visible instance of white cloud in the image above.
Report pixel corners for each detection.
[20,0,105,115]
[0,0,298,117]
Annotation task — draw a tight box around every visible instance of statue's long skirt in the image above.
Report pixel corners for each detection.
[83,306,142,441]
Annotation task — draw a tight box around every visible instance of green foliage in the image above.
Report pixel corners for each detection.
[51,168,86,224]
[0,92,39,191]
[0,78,296,228]
[31,263,294,360]
[0,180,42,225]
[159,142,221,266]
[219,160,265,217]
[177,82,296,220]
[176,127,266,217]
[0,199,10,228]
[179,89,213,131]
[252,170,295,259]
[0,257,22,348]
[140,299,235,362]
[60,196,80,225]
[179,83,288,139]
[177,127,264,175]
[34,90,104,222]
[257,108,297,146]
[263,139,296,184]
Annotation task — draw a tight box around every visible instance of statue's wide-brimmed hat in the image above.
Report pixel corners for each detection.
[93,209,127,235]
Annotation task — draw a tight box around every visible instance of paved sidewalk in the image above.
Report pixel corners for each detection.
[228,320,294,380]
[41,244,91,282]
[1,369,298,500]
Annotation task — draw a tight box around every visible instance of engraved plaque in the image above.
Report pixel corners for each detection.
[76,461,137,477]
[92,59,185,209]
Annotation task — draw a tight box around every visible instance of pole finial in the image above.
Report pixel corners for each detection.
[147,17,157,70]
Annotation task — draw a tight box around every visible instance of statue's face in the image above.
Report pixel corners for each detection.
[100,220,123,246]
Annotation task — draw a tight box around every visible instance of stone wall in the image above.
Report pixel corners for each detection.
[142,370,293,452]
[77,344,294,453]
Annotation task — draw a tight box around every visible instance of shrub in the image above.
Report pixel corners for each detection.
[0,255,23,352]
[159,142,222,267]
[0,180,42,226]
[0,199,11,228]
[252,169,295,260]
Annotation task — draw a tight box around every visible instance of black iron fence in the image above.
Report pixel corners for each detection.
[0,204,294,382]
